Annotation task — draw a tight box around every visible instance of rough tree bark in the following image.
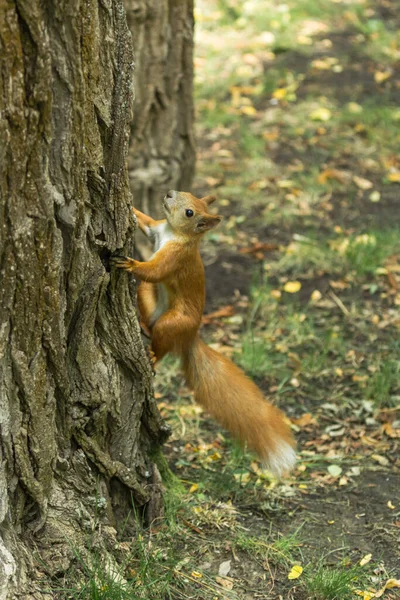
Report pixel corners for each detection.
[0,0,177,597]
[125,0,196,218]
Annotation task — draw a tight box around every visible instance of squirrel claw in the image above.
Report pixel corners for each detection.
[110,255,134,271]
[147,348,157,374]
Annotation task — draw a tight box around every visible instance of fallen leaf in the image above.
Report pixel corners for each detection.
[311,289,322,302]
[240,105,257,116]
[270,289,282,299]
[189,484,199,493]
[387,271,398,291]
[371,454,389,466]
[310,107,332,121]
[218,560,231,577]
[277,179,296,188]
[311,57,338,70]
[387,172,400,183]
[347,102,363,113]
[288,565,303,580]
[375,578,400,598]
[292,413,316,427]
[318,168,349,184]
[327,465,342,477]
[382,423,397,439]
[360,553,372,566]
[353,175,373,190]
[374,70,392,84]
[369,191,381,202]
[387,500,396,510]
[202,305,235,325]
[273,88,288,100]
[355,591,375,600]
[191,571,203,579]
[216,576,234,590]
[239,242,278,255]
[284,281,302,293]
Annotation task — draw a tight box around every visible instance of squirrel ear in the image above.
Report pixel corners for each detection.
[196,214,222,231]
[201,194,217,206]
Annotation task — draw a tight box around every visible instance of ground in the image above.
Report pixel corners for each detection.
[57,0,400,598]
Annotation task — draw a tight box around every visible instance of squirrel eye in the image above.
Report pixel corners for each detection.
[185,209,194,218]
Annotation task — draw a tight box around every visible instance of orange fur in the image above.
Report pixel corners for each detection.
[113,191,296,476]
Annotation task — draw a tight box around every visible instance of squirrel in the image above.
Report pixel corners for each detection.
[111,190,296,477]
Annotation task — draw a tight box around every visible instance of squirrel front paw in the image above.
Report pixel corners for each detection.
[109,254,136,271]
[147,347,157,375]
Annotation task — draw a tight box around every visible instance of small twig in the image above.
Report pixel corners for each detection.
[328,290,351,318]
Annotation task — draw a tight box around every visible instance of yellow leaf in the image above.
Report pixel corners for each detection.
[371,454,389,466]
[191,571,203,579]
[263,129,279,141]
[189,484,199,493]
[318,168,348,184]
[375,578,400,598]
[355,592,374,600]
[270,289,282,299]
[288,565,303,580]
[387,500,396,509]
[369,191,381,202]
[353,176,373,190]
[385,579,400,590]
[310,107,332,121]
[273,88,287,99]
[374,70,392,84]
[312,57,338,70]
[388,171,400,183]
[360,553,372,566]
[277,179,295,188]
[240,105,257,116]
[347,102,363,113]
[311,289,322,302]
[284,281,302,293]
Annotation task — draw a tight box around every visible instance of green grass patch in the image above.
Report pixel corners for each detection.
[234,529,302,566]
[344,229,400,277]
[304,563,369,600]
[366,353,400,407]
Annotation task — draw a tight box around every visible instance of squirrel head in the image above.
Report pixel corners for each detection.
[163,190,222,236]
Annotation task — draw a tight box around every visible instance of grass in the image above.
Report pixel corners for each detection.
[344,230,400,276]
[234,529,302,567]
[304,563,369,600]
[366,354,400,407]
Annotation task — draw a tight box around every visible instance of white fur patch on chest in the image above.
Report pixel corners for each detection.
[150,221,176,256]
[148,221,176,325]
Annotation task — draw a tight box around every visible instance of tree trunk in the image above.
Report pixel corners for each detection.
[0,1,171,597]
[125,0,196,218]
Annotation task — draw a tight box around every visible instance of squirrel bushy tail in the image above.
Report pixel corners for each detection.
[182,336,296,477]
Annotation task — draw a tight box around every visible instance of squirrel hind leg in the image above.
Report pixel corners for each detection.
[151,309,198,362]
[137,282,157,330]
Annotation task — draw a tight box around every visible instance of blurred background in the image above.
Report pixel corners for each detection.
[153,1,400,597]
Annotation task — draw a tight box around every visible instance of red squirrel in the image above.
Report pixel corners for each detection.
[112,190,296,477]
